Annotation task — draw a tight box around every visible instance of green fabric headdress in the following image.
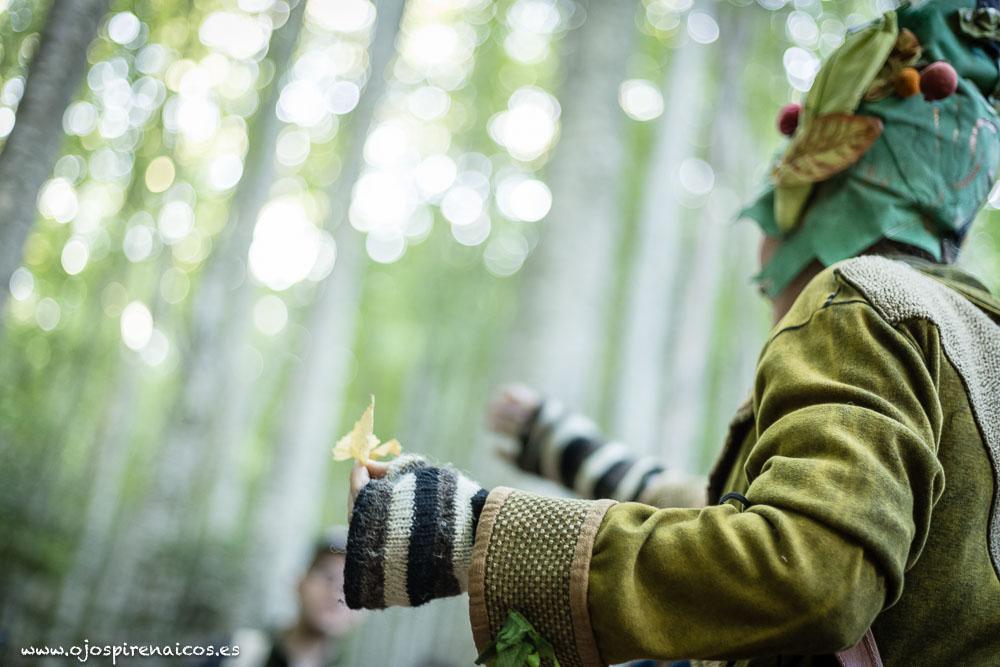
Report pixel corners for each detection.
[743,0,1000,297]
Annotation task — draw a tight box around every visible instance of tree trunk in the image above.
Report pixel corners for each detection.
[190,0,309,540]
[645,5,759,471]
[243,0,406,626]
[245,237,364,625]
[498,0,637,417]
[47,361,140,645]
[693,7,771,470]
[0,0,109,316]
[610,30,710,457]
[86,1,308,639]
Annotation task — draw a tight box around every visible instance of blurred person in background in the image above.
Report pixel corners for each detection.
[199,528,362,667]
[341,1,1000,665]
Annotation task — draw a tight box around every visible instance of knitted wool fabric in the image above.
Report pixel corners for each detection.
[344,455,488,609]
[517,399,709,506]
[469,487,614,667]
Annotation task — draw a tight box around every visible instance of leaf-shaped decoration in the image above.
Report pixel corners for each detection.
[332,396,402,464]
[773,113,883,188]
[863,76,895,103]
[775,13,896,233]
[475,611,560,667]
[893,28,922,64]
[959,7,1000,42]
[864,28,923,101]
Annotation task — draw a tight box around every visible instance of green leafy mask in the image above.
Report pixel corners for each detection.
[742,0,1000,297]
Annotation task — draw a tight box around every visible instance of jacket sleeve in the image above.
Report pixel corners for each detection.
[469,284,945,665]
[517,398,707,507]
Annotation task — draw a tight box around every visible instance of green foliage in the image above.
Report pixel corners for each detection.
[475,610,559,667]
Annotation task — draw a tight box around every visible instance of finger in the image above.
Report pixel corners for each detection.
[489,399,521,424]
[351,462,371,490]
[494,401,522,419]
[492,383,522,406]
[495,444,517,465]
[486,402,513,432]
[487,416,513,436]
[365,460,389,478]
[486,395,508,418]
[348,464,370,521]
[504,383,541,405]
[486,409,509,433]
[502,384,525,402]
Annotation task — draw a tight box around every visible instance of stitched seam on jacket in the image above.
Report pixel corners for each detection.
[764,295,918,352]
[468,486,514,653]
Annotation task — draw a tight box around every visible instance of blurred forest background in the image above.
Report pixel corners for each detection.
[0,0,998,664]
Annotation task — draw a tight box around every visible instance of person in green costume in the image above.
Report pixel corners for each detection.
[342,1,1000,665]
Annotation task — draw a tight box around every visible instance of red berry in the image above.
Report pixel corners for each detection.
[919,61,958,101]
[777,103,802,136]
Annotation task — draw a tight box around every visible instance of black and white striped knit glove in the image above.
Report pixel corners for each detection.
[516,399,669,503]
[344,455,488,610]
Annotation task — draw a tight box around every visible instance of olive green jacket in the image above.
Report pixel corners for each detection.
[468,256,1000,666]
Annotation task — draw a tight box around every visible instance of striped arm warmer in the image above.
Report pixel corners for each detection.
[517,399,668,503]
[344,456,488,609]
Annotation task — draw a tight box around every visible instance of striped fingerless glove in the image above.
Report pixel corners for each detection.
[344,455,488,609]
[517,399,668,502]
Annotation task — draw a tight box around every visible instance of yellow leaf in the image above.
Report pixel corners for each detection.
[371,439,401,459]
[332,396,403,464]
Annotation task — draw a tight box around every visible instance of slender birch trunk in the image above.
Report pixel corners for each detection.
[87,2,308,638]
[343,262,509,665]
[243,0,406,625]
[192,0,309,540]
[243,236,364,625]
[499,0,637,416]
[47,361,140,645]
[696,7,771,468]
[610,28,710,456]
[654,6,758,471]
[0,0,109,316]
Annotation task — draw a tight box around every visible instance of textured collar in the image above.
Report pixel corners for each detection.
[887,256,1000,316]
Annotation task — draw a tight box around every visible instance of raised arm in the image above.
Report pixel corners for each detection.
[489,384,707,507]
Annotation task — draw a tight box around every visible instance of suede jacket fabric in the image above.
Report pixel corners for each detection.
[469,257,1000,666]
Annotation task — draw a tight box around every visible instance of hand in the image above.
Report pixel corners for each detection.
[347,460,388,522]
[343,455,488,609]
[487,383,542,438]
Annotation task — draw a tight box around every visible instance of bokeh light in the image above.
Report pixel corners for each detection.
[120,301,153,350]
[488,87,560,162]
[254,294,289,335]
[687,11,719,44]
[619,79,664,122]
[248,197,325,290]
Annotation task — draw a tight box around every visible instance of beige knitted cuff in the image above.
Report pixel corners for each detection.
[468,487,615,667]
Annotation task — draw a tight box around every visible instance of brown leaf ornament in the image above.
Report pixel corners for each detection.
[773,113,884,187]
